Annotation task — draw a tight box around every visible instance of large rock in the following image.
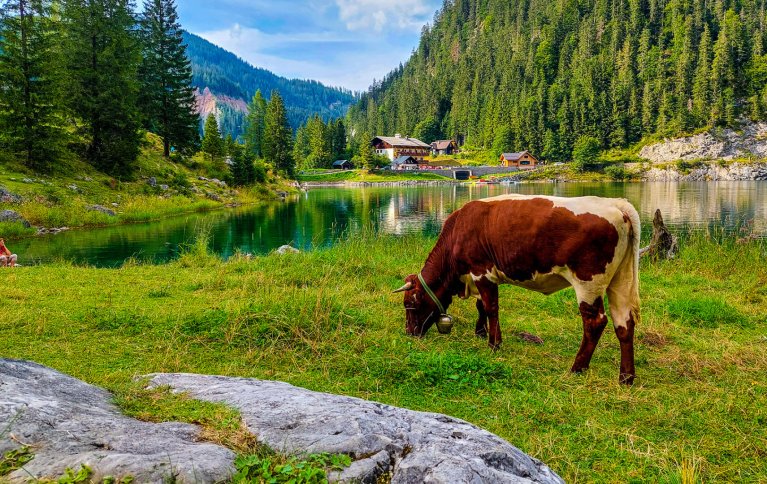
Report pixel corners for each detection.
[149,373,564,484]
[0,210,30,228]
[0,186,22,203]
[0,360,235,483]
[639,121,767,164]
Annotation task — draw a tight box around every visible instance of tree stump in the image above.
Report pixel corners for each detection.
[639,209,679,260]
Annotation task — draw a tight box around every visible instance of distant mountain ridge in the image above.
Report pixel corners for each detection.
[183,31,356,138]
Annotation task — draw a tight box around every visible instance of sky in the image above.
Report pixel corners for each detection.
[176,0,443,92]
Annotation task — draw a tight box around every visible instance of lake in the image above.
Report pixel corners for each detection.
[13,181,767,267]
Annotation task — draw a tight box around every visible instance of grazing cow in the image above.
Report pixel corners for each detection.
[394,194,641,384]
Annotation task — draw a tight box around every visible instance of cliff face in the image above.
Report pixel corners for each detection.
[194,87,248,122]
[642,162,767,181]
[639,123,767,164]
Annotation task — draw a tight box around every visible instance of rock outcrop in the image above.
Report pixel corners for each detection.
[149,373,564,484]
[1,359,563,484]
[642,162,767,181]
[638,122,767,163]
[0,360,235,483]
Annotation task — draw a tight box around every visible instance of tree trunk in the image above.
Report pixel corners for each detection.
[639,209,679,260]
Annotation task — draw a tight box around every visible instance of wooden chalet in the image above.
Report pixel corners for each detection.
[391,155,419,170]
[430,140,458,156]
[372,134,431,162]
[500,151,539,170]
[332,159,353,170]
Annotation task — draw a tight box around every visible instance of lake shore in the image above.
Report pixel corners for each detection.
[1,234,764,482]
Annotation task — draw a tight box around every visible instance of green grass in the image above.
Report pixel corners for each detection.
[1,235,766,482]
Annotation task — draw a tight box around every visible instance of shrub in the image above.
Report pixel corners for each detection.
[572,136,601,172]
[604,165,629,181]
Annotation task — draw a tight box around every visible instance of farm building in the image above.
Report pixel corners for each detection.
[372,135,431,162]
[500,151,539,169]
[332,160,353,170]
[430,140,458,156]
[391,155,419,170]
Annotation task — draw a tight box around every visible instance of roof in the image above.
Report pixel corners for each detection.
[501,151,531,161]
[431,140,456,150]
[332,159,351,167]
[374,136,431,149]
[425,159,462,167]
[392,155,418,165]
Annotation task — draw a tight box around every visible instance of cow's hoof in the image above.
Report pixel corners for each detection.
[619,373,635,385]
[488,342,501,351]
[475,329,487,338]
[570,366,589,374]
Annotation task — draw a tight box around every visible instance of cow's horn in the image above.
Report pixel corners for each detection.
[392,282,413,293]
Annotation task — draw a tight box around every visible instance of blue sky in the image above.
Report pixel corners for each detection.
[177,0,443,92]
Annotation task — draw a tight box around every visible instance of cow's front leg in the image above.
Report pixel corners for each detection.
[475,299,488,338]
[571,296,608,374]
[476,279,500,350]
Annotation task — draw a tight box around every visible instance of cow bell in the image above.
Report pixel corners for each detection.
[436,314,454,334]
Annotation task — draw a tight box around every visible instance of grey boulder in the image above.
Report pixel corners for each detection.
[0,210,30,228]
[87,204,117,217]
[149,373,564,484]
[0,360,235,483]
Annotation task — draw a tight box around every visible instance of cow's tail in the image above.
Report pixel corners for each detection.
[613,200,641,327]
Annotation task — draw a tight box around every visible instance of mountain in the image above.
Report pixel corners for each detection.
[347,0,767,161]
[183,31,356,139]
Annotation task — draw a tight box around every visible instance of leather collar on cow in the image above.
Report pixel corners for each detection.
[418,272,446,314]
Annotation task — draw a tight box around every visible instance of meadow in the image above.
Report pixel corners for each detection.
[0,234,765,482]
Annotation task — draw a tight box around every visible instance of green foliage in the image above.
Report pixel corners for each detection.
[0,446,34,476]
[230,143,258,186]
[201,114,224,158]
[572,136,601,172]
[233,453,352,483]
[263,91,295,176]
[138,0,200,157]
[604,165,628,181]
[62,0,143,177]
[0,0,67,171]
[244,90,267,158]
[347,0,767,155]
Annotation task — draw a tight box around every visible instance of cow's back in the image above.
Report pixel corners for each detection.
[446,195,631,284]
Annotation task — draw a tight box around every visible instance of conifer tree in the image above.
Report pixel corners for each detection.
[62,0,142,176]
[263,91,294,176]
[201,114,224,157]
[0,0,65,171]
[138,0,199,157]
[244,89,267,158]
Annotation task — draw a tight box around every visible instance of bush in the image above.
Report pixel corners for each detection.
[572,136,602,172]
[604,165,628,181]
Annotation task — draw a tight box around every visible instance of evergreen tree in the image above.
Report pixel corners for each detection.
[244,89,267,157]
[62,0,142,176]
[229,143,256,186]
[138,0,199,157]
[329,118,347,161]
[201,114,224,157]
[306,115,330,168]
[263,91,294,176]
[0,0,66,171]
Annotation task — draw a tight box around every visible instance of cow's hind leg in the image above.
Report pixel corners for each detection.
[475,299,488,338]
[607,286,637,385]
[571,295,609,374]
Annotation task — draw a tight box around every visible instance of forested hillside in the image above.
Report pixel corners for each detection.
[184,32,356,138]
[347,0,767,161]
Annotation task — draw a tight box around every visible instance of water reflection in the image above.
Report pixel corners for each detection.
[13,181,767,267]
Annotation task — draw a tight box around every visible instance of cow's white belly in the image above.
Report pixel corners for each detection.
[460,266,571,299]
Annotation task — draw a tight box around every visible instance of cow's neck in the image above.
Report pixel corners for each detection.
[420,235,458,310]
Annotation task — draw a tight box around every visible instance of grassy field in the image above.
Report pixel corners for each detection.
[1,234,766,482]
[0,134,293,239]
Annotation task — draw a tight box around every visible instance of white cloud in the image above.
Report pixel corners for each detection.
[335,0,432,32]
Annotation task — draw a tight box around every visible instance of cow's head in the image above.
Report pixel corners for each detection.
[394,274,440,336]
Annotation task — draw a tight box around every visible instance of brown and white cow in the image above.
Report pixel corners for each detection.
[395,194,641,384]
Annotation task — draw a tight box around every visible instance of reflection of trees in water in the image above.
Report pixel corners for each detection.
[17,183,767,266]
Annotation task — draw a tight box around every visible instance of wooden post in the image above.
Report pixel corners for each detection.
[639,209,679,260]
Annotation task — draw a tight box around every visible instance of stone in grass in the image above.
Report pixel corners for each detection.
[148,373,565,484]
[0,360,235,483]
[87,205,117,217]
[275,244,300,254]
[0,210,31,228]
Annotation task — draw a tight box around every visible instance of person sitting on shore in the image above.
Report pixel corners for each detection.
[0,238,18,267]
